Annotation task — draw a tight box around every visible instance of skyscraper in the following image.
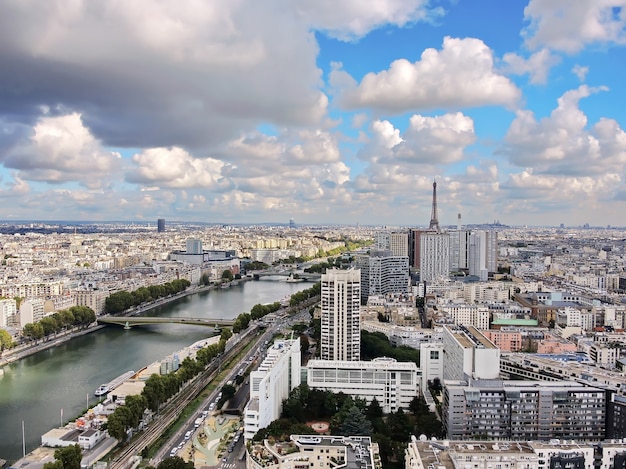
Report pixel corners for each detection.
[468,230,498,280]
[320,269,361,361]
[157,218,165,232]
[420,231,450,282]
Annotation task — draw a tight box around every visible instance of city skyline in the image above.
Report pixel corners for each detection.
[0,1,625,226]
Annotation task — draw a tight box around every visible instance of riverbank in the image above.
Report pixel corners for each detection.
[0,280,239,368]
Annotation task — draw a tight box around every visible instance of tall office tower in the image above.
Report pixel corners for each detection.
[186,238,203,255]
[448,229,470,272]
[389,232,409,257]
[409,228,424,268]
[157,218,165,232]
[468,230,498,280]
[429,180,440,232]
[419,231,450,282]
[289,217,296,229]
[320,269,361,361]
[355,250,410,302]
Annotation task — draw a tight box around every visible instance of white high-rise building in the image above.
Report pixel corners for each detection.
[420,232,450,282]
[243,339,301,440]
[320,269,361,361]
[468,230,497,280]
[448,229,469,272]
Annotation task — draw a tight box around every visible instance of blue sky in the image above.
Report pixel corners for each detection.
[0,0,625,227]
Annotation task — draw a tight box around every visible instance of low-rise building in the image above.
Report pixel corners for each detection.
[306,357,420,413]
[247,435,381,469]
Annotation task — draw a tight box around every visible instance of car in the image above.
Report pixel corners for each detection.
[222,457,227,462]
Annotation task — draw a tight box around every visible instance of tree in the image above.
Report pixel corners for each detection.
[221,269,234,281]
[22,322,45,341]
[0,329,14,354]
[43,444,82,469]
[337,406,373,436]
[156,456,195,469]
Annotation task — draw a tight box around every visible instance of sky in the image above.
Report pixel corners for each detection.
[1,0,626,228]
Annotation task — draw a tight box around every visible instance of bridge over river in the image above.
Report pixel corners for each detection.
[97,316,236,329]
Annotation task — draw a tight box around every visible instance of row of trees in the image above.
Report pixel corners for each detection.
[106,326,233,440]
[256,384,442,468]
[104,279,191,315]
[250,302,281,320]
[289,283,320,307]
[22,306,96,342]
[105,300,259,440]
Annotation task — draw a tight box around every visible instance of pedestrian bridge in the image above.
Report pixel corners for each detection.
[97,316,236,329]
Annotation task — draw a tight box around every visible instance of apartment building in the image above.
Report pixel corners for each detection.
[243,339,301,441]
[443,380,606,441]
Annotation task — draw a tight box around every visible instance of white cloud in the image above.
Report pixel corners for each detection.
[334,37,521,113]
[128,147,225,189]
[572,65,590,82]
[297,0,444,41]
[523,0,626,53]
[501,85,626,175]
[359,113,475,165]
[501,48,560,85]
[394,113,476,164]
[2,113,121,189]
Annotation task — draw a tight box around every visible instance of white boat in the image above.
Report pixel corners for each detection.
[94,370,135,396]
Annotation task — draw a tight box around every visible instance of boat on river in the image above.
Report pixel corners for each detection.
[94,370,135,396]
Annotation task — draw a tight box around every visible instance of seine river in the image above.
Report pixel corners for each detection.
[0,278,310,461]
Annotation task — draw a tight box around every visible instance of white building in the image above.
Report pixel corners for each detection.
[420,232,450,282]
[19,298,46,326]
[321,269,361,361]
[306,357,421,413]
[468,230,498,280]
[441,324,500,381]
[0,298,17,328]
[419,342,444,391]
[438,303,490,330]
[243,339,301,441]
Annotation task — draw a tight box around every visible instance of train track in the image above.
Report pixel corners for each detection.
[107,329,254,469]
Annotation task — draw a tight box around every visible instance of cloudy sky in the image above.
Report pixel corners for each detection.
[1,0,625,227]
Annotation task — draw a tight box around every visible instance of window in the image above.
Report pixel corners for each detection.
[430,350,440,359]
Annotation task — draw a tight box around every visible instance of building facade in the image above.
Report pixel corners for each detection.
[306,357,421,413]
[356,251,410,303]
[243,339,301,441]
[420,232,450,282]
[320,269,361,361]
[441,324,500,382]
[443,380,606,441]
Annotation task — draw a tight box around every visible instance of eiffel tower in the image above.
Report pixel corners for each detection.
[429,180,440,232]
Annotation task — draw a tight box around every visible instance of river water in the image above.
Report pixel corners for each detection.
[0,278,309,461]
